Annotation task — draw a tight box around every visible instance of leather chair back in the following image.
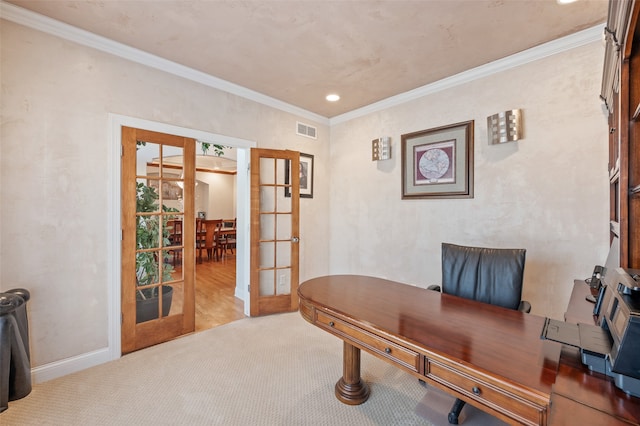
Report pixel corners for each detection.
[441,243,526,310]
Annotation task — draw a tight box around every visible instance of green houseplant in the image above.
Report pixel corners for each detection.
[135,182,177,323]
[200,142,226,156]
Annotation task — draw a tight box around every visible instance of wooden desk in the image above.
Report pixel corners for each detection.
[298,275,561,426]
[563,279,597,325]
[550,281,640,425]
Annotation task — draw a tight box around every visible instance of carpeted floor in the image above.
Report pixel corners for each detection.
[1,312,505,425]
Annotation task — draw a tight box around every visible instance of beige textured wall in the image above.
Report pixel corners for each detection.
[196,172,236,220]
[329,42,609,320]
[0,21,330,367]
[1,18,609,374]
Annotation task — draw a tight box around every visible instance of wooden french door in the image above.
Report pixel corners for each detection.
[250,149,300,316]
[121,126,196,353]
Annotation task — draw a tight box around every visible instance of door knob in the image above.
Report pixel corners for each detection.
[291,237,300,243]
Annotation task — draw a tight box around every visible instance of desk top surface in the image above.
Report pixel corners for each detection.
[299,274,561,395]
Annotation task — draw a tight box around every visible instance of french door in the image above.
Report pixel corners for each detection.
[250,149,300,316]
[121,126,196,353]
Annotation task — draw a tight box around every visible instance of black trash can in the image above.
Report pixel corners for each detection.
[0,288,31,413]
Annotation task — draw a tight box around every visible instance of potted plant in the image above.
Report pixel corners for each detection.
[135,182,177,323]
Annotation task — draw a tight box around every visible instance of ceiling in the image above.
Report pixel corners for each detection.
[163,155,238,174]
[6,1,608,118]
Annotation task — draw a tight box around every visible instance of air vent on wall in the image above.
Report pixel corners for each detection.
[296,121,317,139]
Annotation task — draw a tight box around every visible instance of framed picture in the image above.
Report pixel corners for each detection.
[285,152,314,198]
[401,120,474,199]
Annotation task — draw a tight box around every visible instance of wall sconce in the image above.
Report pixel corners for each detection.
[487,109,523,144]
[372,137,391,161]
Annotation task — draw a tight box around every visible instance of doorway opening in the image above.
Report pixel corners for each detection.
[110,114,255,359]
[192,147,244,332]
[145,144,244,333]
[194,251,245,331]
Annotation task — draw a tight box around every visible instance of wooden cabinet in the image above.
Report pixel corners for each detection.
[603,1,640,266]
[551,282,640,425]
[548,393,632,426]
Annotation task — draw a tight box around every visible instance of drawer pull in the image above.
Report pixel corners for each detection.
[472,386,481,395]
[329,321,335,327]
[385,347,391,354]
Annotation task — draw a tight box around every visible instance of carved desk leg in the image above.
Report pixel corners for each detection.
[335,341,370,404]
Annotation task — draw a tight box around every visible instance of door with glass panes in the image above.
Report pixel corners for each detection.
[121,126,195,353]
[250,149,300,316]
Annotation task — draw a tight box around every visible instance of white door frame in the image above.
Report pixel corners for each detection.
[108,114,255,360]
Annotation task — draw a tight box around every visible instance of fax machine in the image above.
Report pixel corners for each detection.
[541,267,640,397]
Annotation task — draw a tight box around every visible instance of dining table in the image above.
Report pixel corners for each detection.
[167,219,236,262]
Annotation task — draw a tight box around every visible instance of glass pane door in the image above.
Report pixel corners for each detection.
[135,141,185,323]
[250,149,299,316]
[121,126,195,354]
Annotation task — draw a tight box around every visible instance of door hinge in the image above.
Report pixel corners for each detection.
[121,145,123,157]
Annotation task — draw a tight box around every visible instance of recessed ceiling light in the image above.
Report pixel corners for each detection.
[556,0,578,4]
[326,94,340,102]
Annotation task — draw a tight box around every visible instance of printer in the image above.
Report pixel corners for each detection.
[542,267,640,397]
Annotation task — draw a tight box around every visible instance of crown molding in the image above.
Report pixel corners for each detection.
[329,24,605,125]
[0,1,329,125]
[1,1,604,128]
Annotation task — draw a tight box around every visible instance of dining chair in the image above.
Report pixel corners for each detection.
[221,218,237,255]
[170,219,183,265]
[195,218,206,263]
[202,220,222,262]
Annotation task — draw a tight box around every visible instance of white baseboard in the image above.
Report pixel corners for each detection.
[31,347,113,384]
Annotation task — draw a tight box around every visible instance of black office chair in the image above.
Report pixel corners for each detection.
[427,242,530,424]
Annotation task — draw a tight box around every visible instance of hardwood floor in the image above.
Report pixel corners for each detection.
[194,253,245,332]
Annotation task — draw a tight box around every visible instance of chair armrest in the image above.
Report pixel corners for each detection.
[427,285,441,292]
[518,300,531,313]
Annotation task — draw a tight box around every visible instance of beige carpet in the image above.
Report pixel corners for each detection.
[1,312,505,425]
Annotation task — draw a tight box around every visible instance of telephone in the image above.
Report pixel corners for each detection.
[586,265,604,304]
[589,265,604,289]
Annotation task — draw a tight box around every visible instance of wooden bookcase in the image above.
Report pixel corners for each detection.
[602,0,640,267]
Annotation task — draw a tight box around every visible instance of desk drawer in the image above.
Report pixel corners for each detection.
[316,311,419,372]
[427,359,545,426]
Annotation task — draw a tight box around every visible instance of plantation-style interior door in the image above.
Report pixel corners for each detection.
[121,126,196,354]
[250,149,300,316]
